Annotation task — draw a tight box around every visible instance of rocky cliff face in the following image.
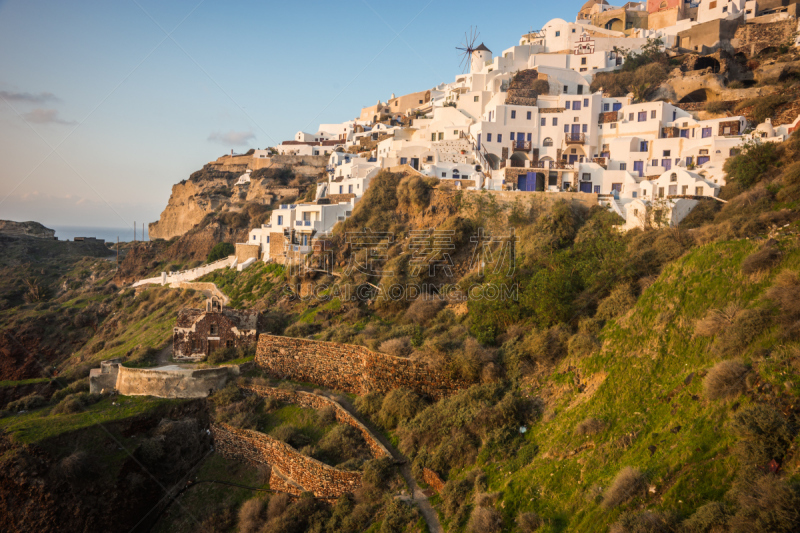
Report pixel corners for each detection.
[149,155,327,241]
[0,220,55,239]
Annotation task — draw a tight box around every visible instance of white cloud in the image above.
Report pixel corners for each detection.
[207,130,255,146]
[22,108,76,125]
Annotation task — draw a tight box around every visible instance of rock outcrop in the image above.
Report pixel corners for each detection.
[0,220,55,239]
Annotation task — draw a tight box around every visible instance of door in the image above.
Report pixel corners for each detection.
[477,133,481,151]
[571,124,580,140]
[411,158,419,170]
[207,339,219,354]
[669,185,677,196]
[536,173,545,191]
[518,174,527,191]
[697,156,710,165]
[569,154,578,164]
[633,161,643,177]
[662,159,672,171]
[611,183,622,199]
[579,182,593,193]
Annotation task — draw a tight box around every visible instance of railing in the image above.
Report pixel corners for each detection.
[459,130,493,177]
[512,140,531,151]
[565,133,586,144]
[530,160,574,170]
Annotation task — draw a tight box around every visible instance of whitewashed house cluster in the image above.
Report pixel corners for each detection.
[239,1,797,265]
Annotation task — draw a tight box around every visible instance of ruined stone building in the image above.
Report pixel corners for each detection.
[173,296,259,361]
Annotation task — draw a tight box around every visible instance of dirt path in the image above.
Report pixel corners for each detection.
[330,395,443,533]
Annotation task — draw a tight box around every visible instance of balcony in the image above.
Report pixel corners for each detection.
[295,220,322,231]
[531,160,574,170]
[512,140,531,151]
[565,133,586,145]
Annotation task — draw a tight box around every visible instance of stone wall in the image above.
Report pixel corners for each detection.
[461,189,600,211]
[235,243,260,263]
[269,232,285,262]
[241,384,392,459]
[422,468,445,494]
[255,335,472,400]
[173,309,258,360]
[115,366,230,398]
[326,193,356,204]
[733,19,796,56]
[211,422,363,499]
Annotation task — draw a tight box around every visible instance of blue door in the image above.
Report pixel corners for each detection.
[697,156,710,165]
[579,182,592,193]
[662,159,672,171]
[518,174,527,191]
[612,103,622,111]
[569,154,578,164]
[633,161,643,177]
[477,134,481,150]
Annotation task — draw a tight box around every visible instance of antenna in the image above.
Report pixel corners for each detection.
[456,26,480,74]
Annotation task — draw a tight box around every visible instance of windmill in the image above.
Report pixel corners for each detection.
[456,26,480,73]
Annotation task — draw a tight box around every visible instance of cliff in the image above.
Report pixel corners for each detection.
[149,155,327,241]
[0,220,55,239]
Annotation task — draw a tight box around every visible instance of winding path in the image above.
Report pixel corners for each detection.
[321,392,443,533]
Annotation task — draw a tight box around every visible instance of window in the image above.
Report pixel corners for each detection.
[620,163,627,170]
[227,340,234,348]
[564,124,570,133]
[670,173,677,182]
[400,157,407,165]
[611,123,616,129]
[577,85,583,95]
[695,186,704,195]
[497,134,502,142]
[682,185,688,195]
[702,127,712,138]
[441,172,447,177]
[723,126,731,135]
[426,155,433,162]
[431,133,436,141]
[552,118,558,126]
[438,132,444,141]
[543,137,554,146]
[210,324,219,336]
[581,57,587,65]
[651,110,656,119]
[659,187,665,198]
[638,111,647,122]
[348,185,353,193]
[510,132,515,140]
[252,235,256,241]
[486,133,492,142]
[572,28,576,33]
[663,150,671,157]
[541,118,546,126]
[582,173,591,181]
[629,113,634,121]
[474,95,479,102]
[563,85,569,93]
[454,130,459,135]
[555,31,560,37]
[640,141,648,152]
[511,110,516,119]
[527,111,532,120]
[603,103,610,112]
[574,100,581,111]
[722,6,727,12]
[419,99,423,104]
[527,132,533,142]
[277,215,283,225]
[565,101,571,110]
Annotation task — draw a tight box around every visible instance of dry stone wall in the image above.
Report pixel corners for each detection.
[255,335,472,400]
[241,384,391,459]
[211,422,362,499]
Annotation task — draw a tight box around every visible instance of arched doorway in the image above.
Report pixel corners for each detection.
[678,88,714,103]
[693,56,720,73]
[604,18,623,31]
[509,152,528,168]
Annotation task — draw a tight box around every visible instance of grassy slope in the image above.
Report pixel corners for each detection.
[458,240,800,531]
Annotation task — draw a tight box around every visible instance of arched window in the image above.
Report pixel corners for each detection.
[660,1,667,8]
[670,173,677,182]
[543,137,554,147]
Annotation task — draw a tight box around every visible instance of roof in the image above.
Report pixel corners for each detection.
[474,43,491,53]
[580,0,608,11]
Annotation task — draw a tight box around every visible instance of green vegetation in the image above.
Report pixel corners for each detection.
[207,241,235,263]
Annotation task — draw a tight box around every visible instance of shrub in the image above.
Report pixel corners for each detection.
[713,307,771,356]
[316,404,337,425]
[765,270,800,338]
[695,303,741,337]
[266,492,291,521]
[602,467,647,509]
[467,505,503,533]
[575,417,607,436]
[237,498,266,533]
[728,474,800,532]
[596,283,637,320]
[735,94,790,124]
[729,404,794,467]
[271,425,312,449]
[742,243,781,274]
[532,78,550,95]
[722,139,778,189]
[404,296,445,324]
[7,393,47,412]
[703,360,749,400]
[396,175,436,211]
[378,388,425,429]
[314,425,367,466]
[380,499,419,533]
[362,457,395,488]
[51,392,102,415]
[516,511,542,532]
[683,501,729,533]
[59,450,93,480]
[610,510,680,533]
[568,331,600,358]
[207,242,235,263]
[354,391,383,419]
[379,336,412,357]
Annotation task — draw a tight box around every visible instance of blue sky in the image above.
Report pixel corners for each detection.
[0,0,576,228]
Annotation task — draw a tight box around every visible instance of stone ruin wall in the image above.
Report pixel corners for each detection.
[240,384,392,459]
[211,422,362,499]
[254,335,473,401]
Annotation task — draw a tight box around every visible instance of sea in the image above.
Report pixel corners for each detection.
[51,226,149,244]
